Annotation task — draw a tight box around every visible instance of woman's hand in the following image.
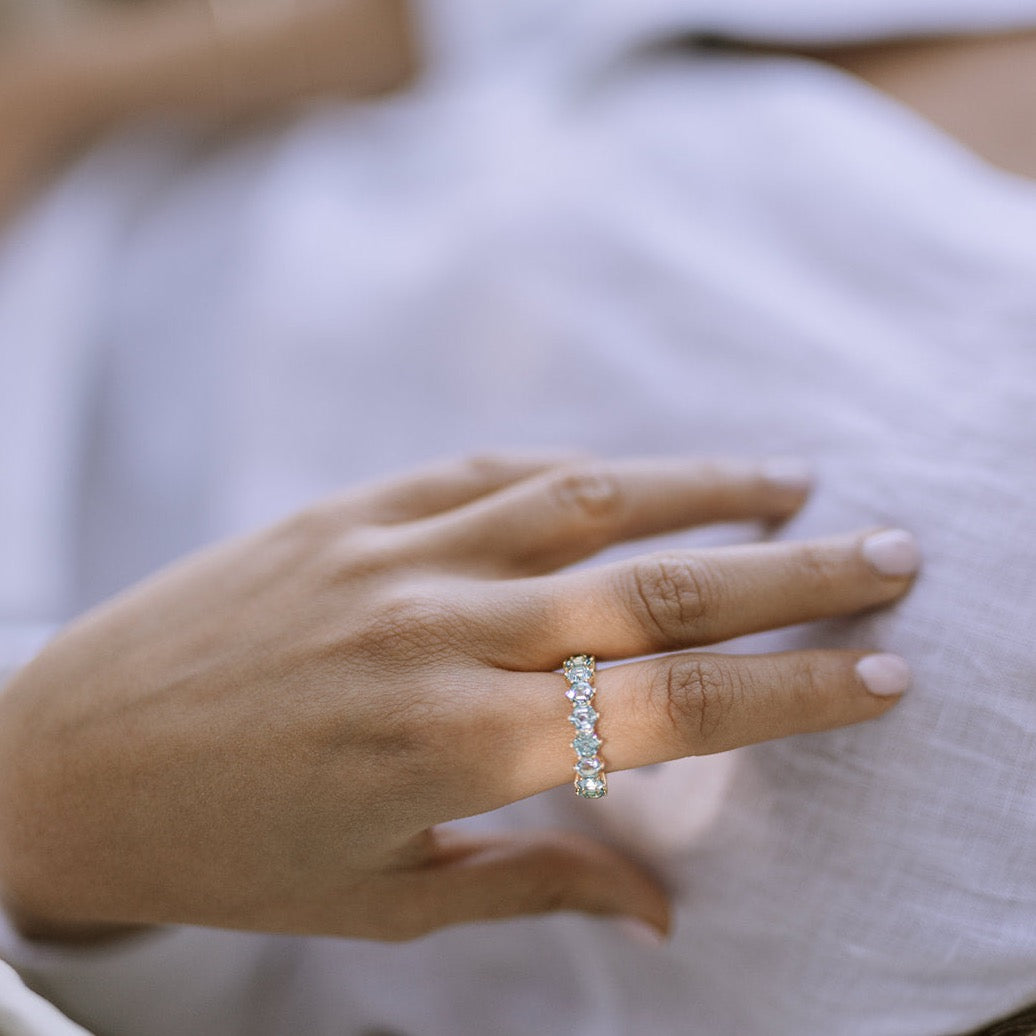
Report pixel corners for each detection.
[0,455,918,943]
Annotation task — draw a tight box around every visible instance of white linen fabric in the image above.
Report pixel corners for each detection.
[1,2,1036,1034]
[0,961,90,1036]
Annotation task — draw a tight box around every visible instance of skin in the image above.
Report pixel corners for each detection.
[702,29,1036,182]
[816,30,1036,183]
[0,0,419,219]
[0,454,918,944]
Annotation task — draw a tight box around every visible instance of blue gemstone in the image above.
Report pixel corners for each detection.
[576,775,607,799]
[566,682,594,703]
[572,733,602,756]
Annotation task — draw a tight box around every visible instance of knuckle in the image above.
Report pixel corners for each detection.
[795,542,841,592]
[511,844,574,914]
[662,655,739,749]
[365,585,457,664]
[788,654,829,712]
[548,466,625,527]
[322,527,400,582]
[534,868,576,916]
[279,500,343,545]
[628,555,712,646]
[460,452,514,482]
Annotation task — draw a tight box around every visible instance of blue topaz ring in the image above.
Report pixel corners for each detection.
[564,655,607,799]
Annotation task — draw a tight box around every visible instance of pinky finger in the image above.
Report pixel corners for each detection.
[365,829,671,941]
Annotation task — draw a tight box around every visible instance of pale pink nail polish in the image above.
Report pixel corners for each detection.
[856,654,912,697]
[861,529,921,577]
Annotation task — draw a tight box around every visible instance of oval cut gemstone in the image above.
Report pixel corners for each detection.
[571,732,601,756]
[575,775,607,799]
[565,681,594,703]
[564,654,594,674]
[568,704,598,732]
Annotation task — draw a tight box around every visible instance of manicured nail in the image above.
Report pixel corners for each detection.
[856,654,912,697]
[616,917,668,949]
[862,529,920,577]
[761,457,813,494]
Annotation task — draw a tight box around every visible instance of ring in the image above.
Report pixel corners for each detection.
[564,654,607,799]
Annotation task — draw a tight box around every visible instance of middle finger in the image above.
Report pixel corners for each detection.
[483,528,920,668]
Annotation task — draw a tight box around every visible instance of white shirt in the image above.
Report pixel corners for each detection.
[2,3,1036,1034]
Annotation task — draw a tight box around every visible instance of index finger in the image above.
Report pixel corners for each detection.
[394,455,814,576]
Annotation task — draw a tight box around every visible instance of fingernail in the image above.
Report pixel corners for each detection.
[856,653,912,697]
[761,457,813,494]
[616,917,668,949]
[861,529,921,577]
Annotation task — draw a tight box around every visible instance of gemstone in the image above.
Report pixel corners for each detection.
[565,681,594,703]
[575,756,603,777]
[568,704,598,732]
[575,774,607,799]
[565,654,595,672]
[564,655,595,682]
[571,732,602,756]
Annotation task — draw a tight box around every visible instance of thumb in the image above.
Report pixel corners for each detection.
[378,828,671,941]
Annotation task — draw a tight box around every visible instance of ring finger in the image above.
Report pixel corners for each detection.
[495,647,911,804]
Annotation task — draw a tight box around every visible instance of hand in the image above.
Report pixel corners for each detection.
[0,455,918,943]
